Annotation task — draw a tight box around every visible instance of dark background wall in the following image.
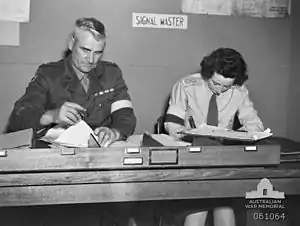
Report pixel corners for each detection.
[287,0,300,141]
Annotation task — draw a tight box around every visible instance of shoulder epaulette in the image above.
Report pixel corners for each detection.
[39,58,64,69]
[181,74,203,87]
[100,61,119,68]
[233,84,248,93]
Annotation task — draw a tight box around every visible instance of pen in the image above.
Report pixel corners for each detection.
[90,133,101,147]
[188,116,196,129]
[78,110,87,120]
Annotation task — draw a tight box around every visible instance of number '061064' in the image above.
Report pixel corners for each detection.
[253,212,286,221]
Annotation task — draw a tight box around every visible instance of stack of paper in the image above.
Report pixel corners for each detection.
[181,124,273,142]
[41,120,95,147]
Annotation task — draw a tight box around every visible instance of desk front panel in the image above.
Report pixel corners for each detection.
[0,144,280,172]
[0,167,299,207]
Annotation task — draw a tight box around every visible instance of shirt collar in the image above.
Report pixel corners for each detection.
[72,64,88,81]
[65,55,90,81]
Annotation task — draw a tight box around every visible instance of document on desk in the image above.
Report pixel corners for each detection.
[109,134,191,147]
[181,124,273,142]
[150,134,191,146]
[40,120,95,147]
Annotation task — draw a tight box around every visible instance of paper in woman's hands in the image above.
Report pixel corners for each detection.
[40,120,96,147]
[180,124,273,141]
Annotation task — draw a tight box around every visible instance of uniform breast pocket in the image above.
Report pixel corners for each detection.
[93,93,115,113]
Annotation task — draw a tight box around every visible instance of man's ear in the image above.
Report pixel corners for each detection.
[68,35,75,51]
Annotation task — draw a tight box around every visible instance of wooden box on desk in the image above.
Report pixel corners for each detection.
[0,138,280,172]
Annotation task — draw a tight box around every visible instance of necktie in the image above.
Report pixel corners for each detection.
[81,75,89,93]
[207,94,218,126]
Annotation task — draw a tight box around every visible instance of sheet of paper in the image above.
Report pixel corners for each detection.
[181,124,273,141]
[182,0,233,15]
[41,125,66,141]
[41,120,95,148]
[0,21,19,46]
[239,0,290,18]
[54,120,94,147]
[181,0,290,18]
[0,0,30,22]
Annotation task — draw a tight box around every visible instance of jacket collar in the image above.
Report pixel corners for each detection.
[61,55,79,89]
[61,55,106,95]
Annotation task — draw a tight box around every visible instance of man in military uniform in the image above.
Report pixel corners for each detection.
[164,48,264,226]
[7,17,136,147]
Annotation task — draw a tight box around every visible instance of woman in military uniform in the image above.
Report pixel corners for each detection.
[165,48,264,226]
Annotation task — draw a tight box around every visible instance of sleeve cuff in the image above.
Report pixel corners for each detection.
[110,108,137,139]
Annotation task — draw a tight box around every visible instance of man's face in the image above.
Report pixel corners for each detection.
[207,72,235,95]
[69,30,106,74]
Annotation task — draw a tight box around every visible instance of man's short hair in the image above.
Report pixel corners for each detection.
[73,17,106,41]
[200,47,249,86]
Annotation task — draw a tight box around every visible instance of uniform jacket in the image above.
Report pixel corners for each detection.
[164,73,264,134]
[7,56,136,139]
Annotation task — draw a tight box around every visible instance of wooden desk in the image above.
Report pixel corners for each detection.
[0,165,299,207]
[1,135,300,207]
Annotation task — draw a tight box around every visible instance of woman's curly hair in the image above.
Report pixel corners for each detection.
[200,48,248,86]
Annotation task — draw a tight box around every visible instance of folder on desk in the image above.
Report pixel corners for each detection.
[142,133,164,147]
[0,128,33,149]
[180,124,273,142]
[141,133,191,147]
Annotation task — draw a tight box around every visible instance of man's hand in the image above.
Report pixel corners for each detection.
[89,127,120,147]
[40,102,86,126]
